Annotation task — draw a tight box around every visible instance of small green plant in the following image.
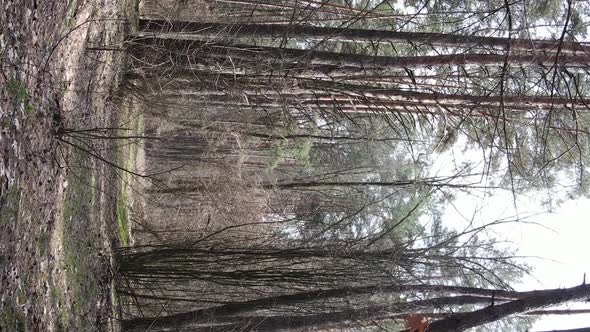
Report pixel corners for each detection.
[7,79,35,114]
[269,138,312,171]
[115,105,143,246]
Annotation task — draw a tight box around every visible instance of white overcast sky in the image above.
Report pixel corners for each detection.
[512,198,590,331]
[448,193,590,331]
[432,143,590,331]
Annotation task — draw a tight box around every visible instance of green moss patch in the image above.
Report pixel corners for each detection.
[0,302,27,332]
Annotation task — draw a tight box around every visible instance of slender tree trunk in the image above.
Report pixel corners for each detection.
[526,309,590,315]
[131,38,590,71]
[425,283,590,332]
[137,20,590,54]
[239,131,409,142]
[125,297,590,331]
[150,177,492,193]
[120,279,574,330]
[131,65,582,111]
[121,295,499,331]
[537,328,590,332]
[269,178,485,190]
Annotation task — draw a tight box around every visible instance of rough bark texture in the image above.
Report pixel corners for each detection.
[122,296,498,331]
[120,282,560,331]
[132,38,590,70]
[426,284,590,332]
[138,20,590,54]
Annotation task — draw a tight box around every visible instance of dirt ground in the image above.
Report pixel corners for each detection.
[1,0,133,330]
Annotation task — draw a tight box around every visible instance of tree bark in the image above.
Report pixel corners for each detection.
[426,283,590,332]
[537,328,590,332]
[131,38,590,71]
[120,280,574,331]
[269,178,487,190]
[137,20,590,54]
[526,309,590,315]
[121,295,500,331]
[147,83,580,110]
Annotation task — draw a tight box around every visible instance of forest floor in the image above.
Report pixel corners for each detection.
[1,0,134,330]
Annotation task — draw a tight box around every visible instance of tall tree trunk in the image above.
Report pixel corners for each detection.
[526,309,590,315]
[137,20,590,54]
[120,279,578,331]
[269,178,484,190]
[426,283,590,332]
[537,328,590,332]
[121,295,499,331]
[145,83,579,110]
[131,38,590,72]
[151,177,493,193]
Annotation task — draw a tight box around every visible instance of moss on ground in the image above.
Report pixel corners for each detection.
[0,186,19,225]
[116,98,144,246]
[0,187,25,331]
[0,302,27,332]
[59,148,102,330]
[117,188,130,246]
[7,79,36,114]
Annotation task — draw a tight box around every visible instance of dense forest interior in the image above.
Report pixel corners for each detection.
[2,0,590,331]
[109,0,590,331]
[114,0,590,331]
